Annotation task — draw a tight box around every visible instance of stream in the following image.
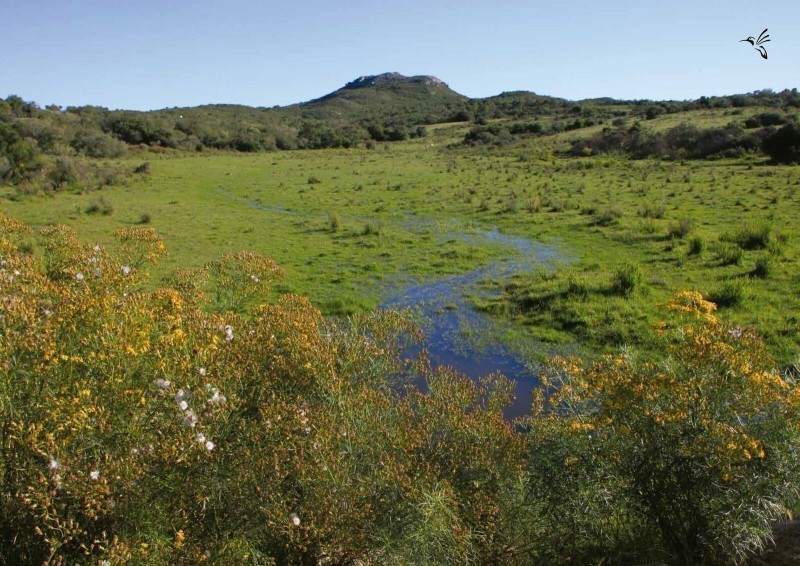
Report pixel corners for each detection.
[221,186,567,418]
[379,226,563,419]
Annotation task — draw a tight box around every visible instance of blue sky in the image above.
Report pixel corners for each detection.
[2,0,798,110]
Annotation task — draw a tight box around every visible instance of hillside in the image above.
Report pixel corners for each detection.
[1,76,799,189]
[295,72,468,124]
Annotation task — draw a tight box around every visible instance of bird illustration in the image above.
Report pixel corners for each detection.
[740,28,770,59]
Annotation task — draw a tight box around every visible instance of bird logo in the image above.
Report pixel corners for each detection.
[740,28,770,59]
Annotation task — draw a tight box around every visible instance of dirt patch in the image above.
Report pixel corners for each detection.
[750,520,800,565]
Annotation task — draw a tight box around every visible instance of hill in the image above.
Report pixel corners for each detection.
[293,72,469,125]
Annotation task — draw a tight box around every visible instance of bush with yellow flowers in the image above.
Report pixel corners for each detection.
[0,213,526,564]
[526,290,800,564]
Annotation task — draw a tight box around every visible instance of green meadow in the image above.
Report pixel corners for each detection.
[2,118,799,366]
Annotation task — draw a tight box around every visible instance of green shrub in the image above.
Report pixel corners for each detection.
[134,161,152,175]
[565,273,590,299]
[716,244,743,266]
[668,218,693,239]
[70,129,127,158]
[724,221,775,250]
[688,236,704,256]
[639,202,666,219]
[592,207,622,226]
[361,221,381,236]
[709,279,749,307]
[753,255,772,278]
[328,212,341,232]
[611,262,643,296]
[85,196,114,216]
[530,292,800,563]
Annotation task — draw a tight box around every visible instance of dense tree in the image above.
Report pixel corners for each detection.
[762,123,800,163]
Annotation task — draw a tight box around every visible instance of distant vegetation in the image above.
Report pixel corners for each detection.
[3,79,800,194]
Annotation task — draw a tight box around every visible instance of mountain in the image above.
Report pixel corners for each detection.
[291,72,469,125]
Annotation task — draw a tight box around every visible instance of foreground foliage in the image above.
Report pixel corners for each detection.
[529,291,800,563]
[1,215,798,564]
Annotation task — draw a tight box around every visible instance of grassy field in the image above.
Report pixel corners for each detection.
[2,117,799,365]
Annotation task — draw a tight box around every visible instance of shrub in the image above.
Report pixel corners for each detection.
[639,202,666,219]
[716,243,743,266]
[709,279,749,307]
[134,162,152,175]
[762,123,800,163]
[688,236,704,256]
[753,255,772,278]
[668,218,693,239]
[611,262,643,296]
[328,212,341,232]
[724,221,775,250]
[2,215,797,565]
[530,292,800,563]
[85,197,114,216]
[0,213,527,564]
[46,156,82,190]
[361,221,380,236]
[591,207,622,226]
[70,129,127,158]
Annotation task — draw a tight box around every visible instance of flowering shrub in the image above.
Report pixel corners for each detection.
[528,290,800,564]
[0,214,522,563]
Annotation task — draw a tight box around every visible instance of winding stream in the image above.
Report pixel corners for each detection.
[380,229,563,418]
[220,186,567,418]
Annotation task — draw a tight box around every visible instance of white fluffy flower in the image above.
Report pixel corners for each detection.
[204,440,215,451]
[49,456,59,470]
[291,512,301,526]
[90,470,100,480]
[196,433,206,443]
[155,378,171,389]
[76,272,84,281]
[121,265,132,276]
[208,389,226,405]
[183,410,198,428]
[178,400,189,411]
[198,367,207,376]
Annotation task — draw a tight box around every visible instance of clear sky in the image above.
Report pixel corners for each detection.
[1,0,798,111]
